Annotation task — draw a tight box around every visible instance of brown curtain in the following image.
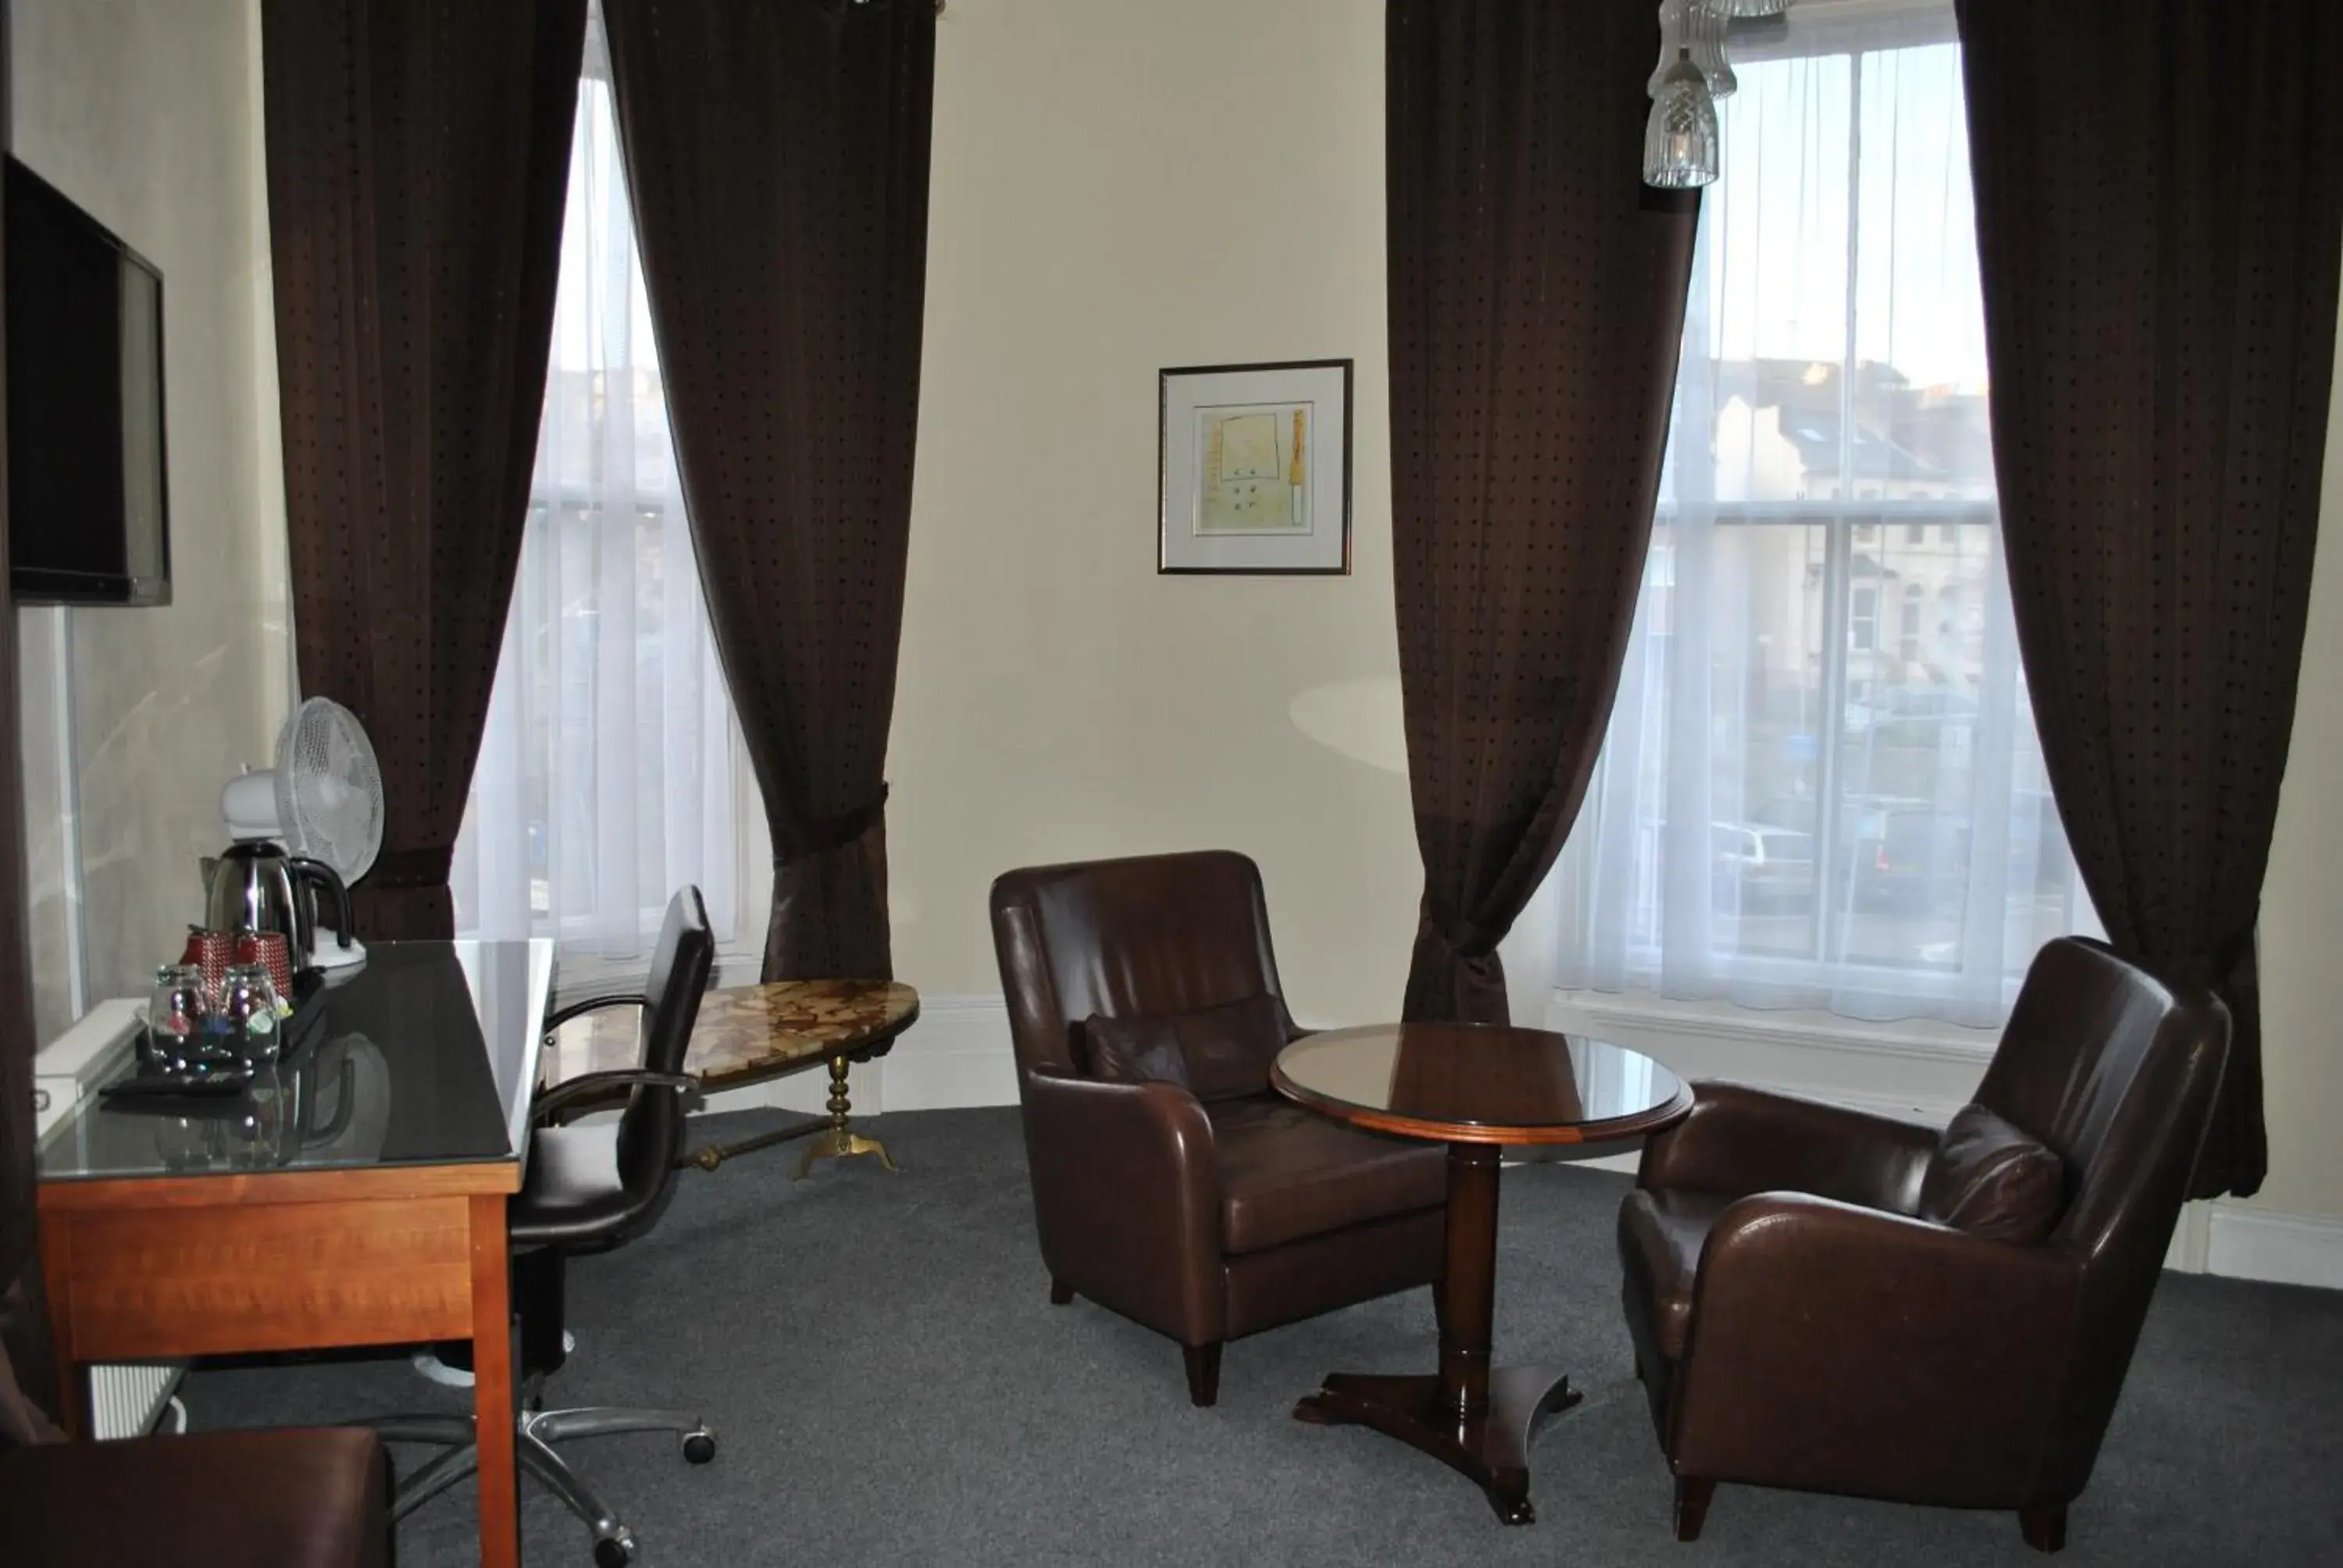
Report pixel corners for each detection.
[0,0,61,1426]
[1956,1,2343,1198]
[1388,0,1697,1025]
[603,0,934,982]
[263,0,588,939]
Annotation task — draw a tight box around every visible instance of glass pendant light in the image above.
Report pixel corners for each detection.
[1651,0,1735,99]
[1644,48,1719,189]
[1684,0,1735,97]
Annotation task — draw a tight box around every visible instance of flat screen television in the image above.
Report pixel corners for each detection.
[5,156,169,606]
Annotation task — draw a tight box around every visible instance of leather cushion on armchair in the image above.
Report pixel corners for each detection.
[1079,1012,1194,1090]
[1209,1096,1446,1254]
[1082,994,1286,1102]
[1919,1103,2066,1243]
[1617,1188,1735,1360]
[0,1427,390,1568]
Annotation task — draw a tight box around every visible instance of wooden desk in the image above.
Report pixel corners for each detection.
[37,939,551,1568]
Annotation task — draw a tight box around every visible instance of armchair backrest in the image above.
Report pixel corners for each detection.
[1979,937,2230,1256]
[615,886,715,1204]
[1974,935,2230,1492]
[989,851,1298,1085]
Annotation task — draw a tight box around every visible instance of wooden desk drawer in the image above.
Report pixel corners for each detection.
[47,1195,476,1360]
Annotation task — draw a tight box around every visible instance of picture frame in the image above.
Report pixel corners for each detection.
[1158,358,1353,575]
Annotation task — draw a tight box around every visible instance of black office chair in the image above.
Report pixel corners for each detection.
[376,887,717,1567]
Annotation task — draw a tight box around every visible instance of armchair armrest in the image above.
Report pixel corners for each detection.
[542,992,651,1037]
[1020,1070,1225,1345]
[1671,1192,2084,1504]
[1639,1080,1939,1213]
[532,1069,698,1126]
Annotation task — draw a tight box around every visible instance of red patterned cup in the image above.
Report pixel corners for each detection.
[234,931,294,999]
[180,928,237,1003]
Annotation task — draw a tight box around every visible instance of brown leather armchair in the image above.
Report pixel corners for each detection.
[1,1424,393,1567]
[990,851,1446,1406]
[1617,936,2230,1553]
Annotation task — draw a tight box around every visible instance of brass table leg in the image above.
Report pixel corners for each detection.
[793,1054,898,1178]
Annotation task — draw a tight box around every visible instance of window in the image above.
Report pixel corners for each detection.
[451,14,741,957]
[1849,585,1878,651]
[1553,4,2077,1026]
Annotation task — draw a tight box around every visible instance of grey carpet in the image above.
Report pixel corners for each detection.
[184,1107,2343,1566]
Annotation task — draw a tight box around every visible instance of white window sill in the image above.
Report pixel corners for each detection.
[1547,988,1997,1064]
[1543,988,1995,1127]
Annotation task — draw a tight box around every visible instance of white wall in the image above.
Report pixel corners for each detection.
[12,0,288,1043]
[2248,290,2343,1226]
[887,0,1421,1024]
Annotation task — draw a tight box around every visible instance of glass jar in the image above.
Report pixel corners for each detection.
[218,964,285,1065]
[144,963,208,1070]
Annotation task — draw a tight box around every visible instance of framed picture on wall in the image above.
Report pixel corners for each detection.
[1159,359,1352,575]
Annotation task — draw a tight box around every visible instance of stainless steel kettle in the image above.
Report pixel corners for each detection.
[205,842,354,969]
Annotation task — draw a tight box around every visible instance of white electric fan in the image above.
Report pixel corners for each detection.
[218,697,386,970]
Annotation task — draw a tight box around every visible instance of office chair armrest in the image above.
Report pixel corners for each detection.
[1670,1191,2084,1498]
[541,992,653,1036]
[1638,1079,1939,1213]
[532,1069,699,1125]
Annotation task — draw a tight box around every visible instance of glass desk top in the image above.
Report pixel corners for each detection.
[38,939,554,1183]
[1271,1022,1692,1146]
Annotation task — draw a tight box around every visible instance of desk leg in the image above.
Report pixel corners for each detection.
[35,1222,86,1439]
[469,1195,519,1568]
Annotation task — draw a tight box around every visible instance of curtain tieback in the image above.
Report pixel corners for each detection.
[367,846,454,889]
[2205,923,2259,993]
[1412,916,1497,964]
[2149,924,2258,994]
[773,786,890,864]
[1404,916,1512,1025]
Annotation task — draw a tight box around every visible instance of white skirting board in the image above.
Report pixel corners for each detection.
[2201,1206,2343,1292]
[702,991,2343,1293]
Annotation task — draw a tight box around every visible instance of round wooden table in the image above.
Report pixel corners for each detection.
[1271,1022,1690,1525]
[547,979,921,1174]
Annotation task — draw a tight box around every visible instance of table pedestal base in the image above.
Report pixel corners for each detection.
[793,1124,899,1177]
[793,1054,899,1178]
[1295,1366,1580,1524]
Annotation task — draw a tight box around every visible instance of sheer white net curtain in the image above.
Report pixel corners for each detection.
[452,31,743,958]
[1555,16,2088,1028]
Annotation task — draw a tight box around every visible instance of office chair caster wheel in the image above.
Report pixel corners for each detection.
[594,1533,636,1568]
[683,1428,717,1465]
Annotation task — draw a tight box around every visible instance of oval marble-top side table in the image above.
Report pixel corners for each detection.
[545,978,921,1174]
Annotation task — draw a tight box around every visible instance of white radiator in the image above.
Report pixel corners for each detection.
[89,1363,184,1440]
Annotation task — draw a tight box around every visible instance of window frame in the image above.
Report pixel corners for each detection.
[1567,6,2075,1017]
